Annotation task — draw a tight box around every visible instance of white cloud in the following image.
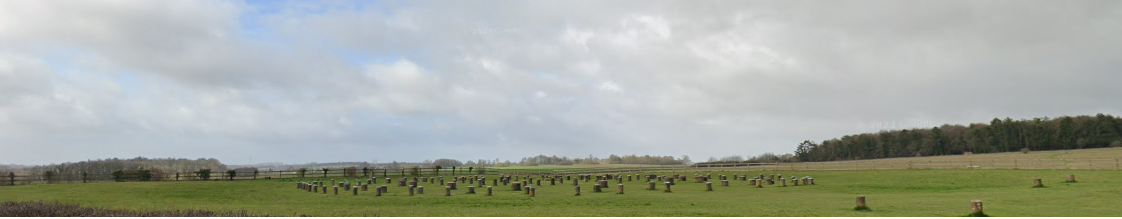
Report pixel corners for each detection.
[2,0,1122,165]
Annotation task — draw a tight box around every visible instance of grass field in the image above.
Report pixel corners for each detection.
[1,169,1119,216]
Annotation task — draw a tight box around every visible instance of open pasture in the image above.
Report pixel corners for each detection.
[1,169,1119,216]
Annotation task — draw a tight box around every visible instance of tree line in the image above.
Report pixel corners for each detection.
[516,154,690,166]
[794,114,1122,161]
[2,157,228,183]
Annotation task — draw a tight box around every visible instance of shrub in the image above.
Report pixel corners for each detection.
[1112,140,1122,148]
[196,169,212,181]
[475,166,486,175]
[137,169,153,181]
[343,167,358,177]
[225,170,236,180]
[409,166,421,176]
[1021,147,1031,154]
[111,170,125,182]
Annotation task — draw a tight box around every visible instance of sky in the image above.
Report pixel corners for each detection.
[2,0,1121,166]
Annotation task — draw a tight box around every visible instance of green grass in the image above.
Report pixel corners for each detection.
[1,169,1119,216]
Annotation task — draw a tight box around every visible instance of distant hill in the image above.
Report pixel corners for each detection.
[795,114,1122,161]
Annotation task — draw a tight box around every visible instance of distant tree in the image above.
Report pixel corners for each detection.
[111,170,125,182]
[795,140,816,161]
[197,169,212,181]
[798,114,1122,161]
[44,171,55,183]
[226,170,236,181]
[433,159,463,167]
[297,168,307,178]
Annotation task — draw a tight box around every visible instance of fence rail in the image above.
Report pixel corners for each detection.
[4,158,1119,186]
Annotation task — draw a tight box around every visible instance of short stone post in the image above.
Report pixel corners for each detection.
[617,184,624,194]
[1066,174,1076,182]
[386,178,391,184]
[628,175,632,181]
[353,186,359,195]
[312,185,318,193]
[647,181,656,190]
[854,196,869,211]
[418,186,425,194]
[513,182,522,191]
[664,182,672,193]
[551,178,556,185]
[333,186,339,195]
[381,185,388,193]
[524,186,531,194]
[574,185,581,196]
[449,182,458,190]
[409,185,415,196]
[362,184,368,191]
[756,179,763,188]
[529,187,536,197]
[486,186,493,196]
[593,184,602,193]
[793,178,800,186]
[968,200,986,217]
[445,186,451,196]
[375,186,382,196]
[1033,178,1044,188]
[721,180,729,187]
[706,182,713,191]
[537,179,541,186]
[467,186,476,194]
[780,178,787,187]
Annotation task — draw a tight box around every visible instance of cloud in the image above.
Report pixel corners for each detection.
[2,0,1122,165]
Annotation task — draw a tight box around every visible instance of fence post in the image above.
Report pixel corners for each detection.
[1116,158,1119,170]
